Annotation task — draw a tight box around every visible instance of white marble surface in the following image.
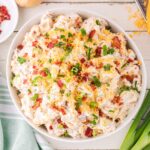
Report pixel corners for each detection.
[0,0,149,149]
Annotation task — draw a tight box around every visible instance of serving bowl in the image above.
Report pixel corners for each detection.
[6,8,147,142]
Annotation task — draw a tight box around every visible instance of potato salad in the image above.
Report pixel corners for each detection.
[11,13,142,138]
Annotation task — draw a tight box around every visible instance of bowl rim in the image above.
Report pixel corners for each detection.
[6,7,147,143]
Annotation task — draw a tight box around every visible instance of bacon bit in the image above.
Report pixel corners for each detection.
[40,70,47,77]
[96,63,103,69]
[82,96,87,101]
[82,72,89,82]
[112,96,123,106]
[91,85,96,91]
[127,58,134,63]
[85,127,93,137]
[57,118,62,124]
[57,118,67,128]
[49,125,53,130]
[99,109,105,117]
[33,65,36,69]
[121,75,134,82]
[23,53,28,58]
[54,61,62,65]
[32,98,42,110]
[23,79,27,84]
[95,46,101,57]
[77,109,81,115]
[32,54,36,58]
[80,58,86,63]
[57,80,63,88]
[114,60,120,66]
[84,61,93,68]
[47,42,54,49]
[89,29,96,39]
[17,44,24,50]
[33,70,38,75]
[112,36,121,49]
[115,118,120,123]
[60,107,66,115]
[32,40,38,47]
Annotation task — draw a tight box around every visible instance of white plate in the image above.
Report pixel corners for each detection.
[7,8,147,143]
[0,0,18,43]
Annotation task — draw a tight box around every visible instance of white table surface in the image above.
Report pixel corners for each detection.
[0,0,149,149]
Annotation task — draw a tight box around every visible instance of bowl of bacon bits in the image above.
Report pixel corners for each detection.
[0,0,18,43]
[6,8,147,141]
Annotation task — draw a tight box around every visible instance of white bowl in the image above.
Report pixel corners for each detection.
[6,8,147,143]
[0,0,18,43]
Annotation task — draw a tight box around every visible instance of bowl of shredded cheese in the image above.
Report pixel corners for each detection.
[6,8,147,142]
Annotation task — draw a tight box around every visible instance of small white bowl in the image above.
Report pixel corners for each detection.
[0,0,18,43]
[6,8,147,143]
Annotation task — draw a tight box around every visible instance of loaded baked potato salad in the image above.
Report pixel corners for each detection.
[11,13,142,138]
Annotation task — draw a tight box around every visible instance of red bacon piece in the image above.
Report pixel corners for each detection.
[112,36,121,49]
[85,127,93,137]
[89,30,96,39]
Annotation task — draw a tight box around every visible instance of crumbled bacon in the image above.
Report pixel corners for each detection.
[57,80,63,88]
[89,30,96,39]
[17,44,24,50]
[47,42,54,49]
[99,109,105,117]
[127,58,134,63]
[91,85,96,91]
[121,75,134,82]
[81,72,89,82]
[54,61,62,65]
[85,127,93,137]
[80,58,86,63]
[32,98,42,109]
[23,79,27,84]
[32,40,38,47]
[82,96,87,101]
[23,53,28,58]
[95,47,101,57]
[40,70,47,77]
[114,60,120,66]
[112,36,121,49]
[96,63,103,69]
[57,118,67,128]
[49,125,53,130]
[112,96,123,105]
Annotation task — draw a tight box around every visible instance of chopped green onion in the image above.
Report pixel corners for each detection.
[75,98,82,110]
[60,35,66,39]
[92,76,101,87]
[96,20,100,25]
[71,63,81,75]
[17,57,26,64]
[89,101,98,108]
[86,47,92,60]
[32,93,39,101]
[68,32,73,37]
[49,58,52,63]
[32,76,42,86]
[102,45,114,56]
[104,64,111,71]
[80,28,86,36]
[55,41,65,48]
